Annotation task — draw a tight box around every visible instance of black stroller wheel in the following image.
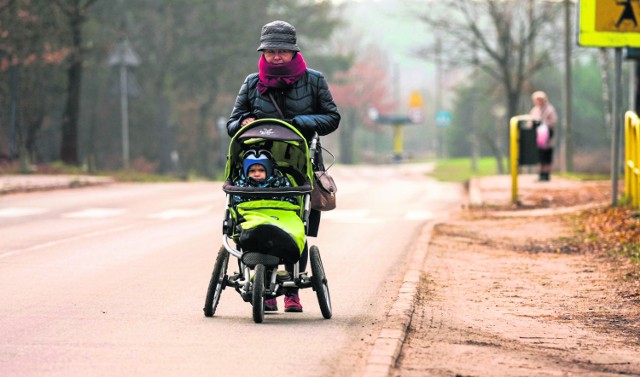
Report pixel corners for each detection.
[310,245,332,319]
[204,246,229,317]
[252,264,266,323]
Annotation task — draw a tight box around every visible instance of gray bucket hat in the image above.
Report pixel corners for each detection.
[257,20,300,52]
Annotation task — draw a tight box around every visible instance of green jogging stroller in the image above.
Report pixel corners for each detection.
[203,118,332,323]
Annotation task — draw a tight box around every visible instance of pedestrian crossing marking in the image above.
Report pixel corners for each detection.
[405,210,434,220]
[0,207,48,217]
[148,207,212,220]
[62,208,126,218]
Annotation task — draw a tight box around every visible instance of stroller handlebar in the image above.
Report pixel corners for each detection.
[309,133,319,165]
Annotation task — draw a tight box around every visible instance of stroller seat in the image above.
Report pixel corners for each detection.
[232,199,305,264]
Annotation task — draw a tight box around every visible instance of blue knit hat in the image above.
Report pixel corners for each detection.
[243,150,273,178]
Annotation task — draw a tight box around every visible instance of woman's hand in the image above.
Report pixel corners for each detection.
[241,117,256,127]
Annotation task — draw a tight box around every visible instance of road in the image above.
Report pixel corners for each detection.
[0,163,463,377]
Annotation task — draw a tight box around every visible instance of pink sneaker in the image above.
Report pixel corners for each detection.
[284,293,303,312]
[265,298,278,312]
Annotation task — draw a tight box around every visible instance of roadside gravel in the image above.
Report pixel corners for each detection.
[391,175,640,376]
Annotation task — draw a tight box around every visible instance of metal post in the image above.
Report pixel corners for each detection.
[435,37,442,157]
[120,64,130,169]
[8,64,18,162]
[510,117,519,204]
[393,124,403,163]
[633,60,639,113]
[108,39,139,170]
[612,48,623,206]
[563,0,573,172]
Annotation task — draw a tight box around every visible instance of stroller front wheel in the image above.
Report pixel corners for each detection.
[310,245,332,319]
[252,264,266,323]
[204,246,229,317]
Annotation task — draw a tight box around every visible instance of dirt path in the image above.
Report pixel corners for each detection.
[393,212,640,376]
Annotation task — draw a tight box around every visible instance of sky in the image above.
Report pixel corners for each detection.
[335,0,438,112]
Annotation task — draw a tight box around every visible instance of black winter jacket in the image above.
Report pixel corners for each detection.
[226,69,340,139]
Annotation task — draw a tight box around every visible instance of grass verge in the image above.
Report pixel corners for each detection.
[429,157,500,182]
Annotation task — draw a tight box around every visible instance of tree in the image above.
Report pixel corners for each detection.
[3,0,342,173]
[0,1,68,167]
[52,0,100,166]
[411,0,563,170]
[331,48,394,164]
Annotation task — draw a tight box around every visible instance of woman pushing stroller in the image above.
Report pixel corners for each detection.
[226,20,340,312]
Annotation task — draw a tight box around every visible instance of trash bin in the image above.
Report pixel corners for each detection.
[518,121,539,166]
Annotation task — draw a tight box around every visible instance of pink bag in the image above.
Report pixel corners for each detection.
[536,123,550,148]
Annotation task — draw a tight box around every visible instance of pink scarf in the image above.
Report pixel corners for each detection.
[257,53,307,94]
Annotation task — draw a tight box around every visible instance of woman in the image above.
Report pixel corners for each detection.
[529,91,558,181]
[226,20,340,313]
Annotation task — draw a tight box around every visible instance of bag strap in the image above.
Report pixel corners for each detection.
[268,92,285,118]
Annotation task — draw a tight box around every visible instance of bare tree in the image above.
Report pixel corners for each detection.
[410,0,562,166]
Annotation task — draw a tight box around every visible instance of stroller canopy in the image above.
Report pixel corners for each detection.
[224,118,313,186]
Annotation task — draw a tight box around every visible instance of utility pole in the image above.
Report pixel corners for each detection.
[108,39,140,170]
[563,0,573,172]
[435,37,444,158]
[529,0,535,67]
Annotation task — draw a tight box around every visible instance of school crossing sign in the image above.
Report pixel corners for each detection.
[579,0,640,47]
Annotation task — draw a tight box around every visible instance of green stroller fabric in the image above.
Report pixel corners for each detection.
[233,199,305,263]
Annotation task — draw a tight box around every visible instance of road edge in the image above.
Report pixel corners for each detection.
[361,221,435,377]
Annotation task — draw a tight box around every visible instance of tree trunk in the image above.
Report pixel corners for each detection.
[59,14,83,165]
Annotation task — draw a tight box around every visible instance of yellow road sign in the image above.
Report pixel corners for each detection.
[408,91,423,108]
[579,0,640,47]
[408,91,424,124]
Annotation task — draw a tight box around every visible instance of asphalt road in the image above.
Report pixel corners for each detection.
[0,163,463,377]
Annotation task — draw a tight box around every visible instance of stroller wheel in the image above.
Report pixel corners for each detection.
[310,245,332,319]
[252,264,266,323]
[204,246,229,317]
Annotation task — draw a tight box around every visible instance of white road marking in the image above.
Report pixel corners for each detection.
[0,207,48,217]
[321,209,383,224]
[148,206,213,220]
[405,210,434,220]
[321,209,433,223]
[321,209,370,220]
[62,208,126,218]
[0,224,140,259]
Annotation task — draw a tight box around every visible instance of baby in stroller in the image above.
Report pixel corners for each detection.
[233,149,303,312]
[234,149,298,205]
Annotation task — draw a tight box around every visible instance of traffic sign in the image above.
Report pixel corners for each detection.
[408,91,424,123]
[435,110,451,127]
[108,39,140,67]
[579,0,640,47]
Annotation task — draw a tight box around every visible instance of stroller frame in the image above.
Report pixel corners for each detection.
[203,119,332,323]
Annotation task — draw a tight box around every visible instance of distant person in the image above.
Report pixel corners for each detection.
[529,91,558,182]
[226,20,341,313]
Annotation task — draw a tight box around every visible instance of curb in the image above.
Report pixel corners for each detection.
[362,222,435,377]
[0,175,114,195]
